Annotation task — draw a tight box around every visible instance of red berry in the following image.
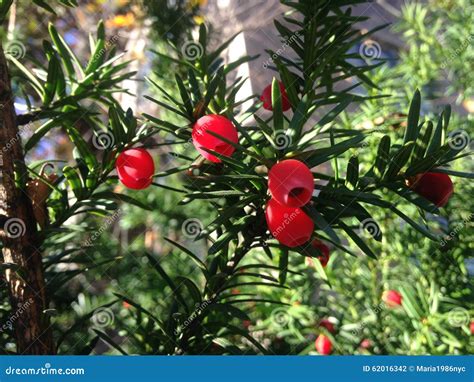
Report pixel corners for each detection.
[408,172,454,207]
[268,159,314,208]
[382,290,402,307]
[265,198,314,248]
[260,81,291,111]
[192,115,238,163]
[315,334,332,355]
[311,239,330,267]
[360,339,372,349]
[319,318,335,333]
[470,321,474,335]
[116,148,155,190]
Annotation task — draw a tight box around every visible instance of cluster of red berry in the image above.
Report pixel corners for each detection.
[265,159,314,246]
[114,82,454,269]
[314,290,403,355]
[262,82,332,264]
[114,114,239,189]
[112,82,464,356]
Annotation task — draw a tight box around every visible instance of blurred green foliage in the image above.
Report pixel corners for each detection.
[0,0,471,356]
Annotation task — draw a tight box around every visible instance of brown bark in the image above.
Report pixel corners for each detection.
[0,42,55,354]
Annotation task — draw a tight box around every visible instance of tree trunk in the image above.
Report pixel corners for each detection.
[0,42,55,354]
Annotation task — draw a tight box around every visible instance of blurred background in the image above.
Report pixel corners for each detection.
[1,0,472,355]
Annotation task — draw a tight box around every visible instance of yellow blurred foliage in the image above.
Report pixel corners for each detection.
[189,0,208,7]
[193,15,205,25]
[106,12,135,28]
[462,98,474,114]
